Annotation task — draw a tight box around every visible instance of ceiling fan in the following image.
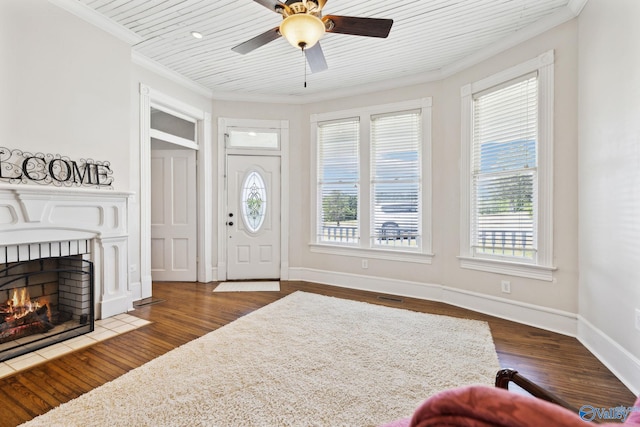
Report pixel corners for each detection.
[231,0,394,73]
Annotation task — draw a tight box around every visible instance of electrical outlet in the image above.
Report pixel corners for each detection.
[362,259,368,269]
[635,308,640,331]
[501,280,511,294]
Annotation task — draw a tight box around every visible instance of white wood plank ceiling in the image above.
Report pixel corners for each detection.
[77,0,573,101]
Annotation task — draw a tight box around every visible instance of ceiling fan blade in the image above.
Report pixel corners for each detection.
[231,27,281,54]
[253,0,290,14]
[304,43,328,73]
[323,15,393,38]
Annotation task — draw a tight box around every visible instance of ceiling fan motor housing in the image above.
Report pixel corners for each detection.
[280,1,333,33]
[282,1,321,17]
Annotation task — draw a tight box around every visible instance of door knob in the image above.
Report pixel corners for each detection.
[227,221,234,226]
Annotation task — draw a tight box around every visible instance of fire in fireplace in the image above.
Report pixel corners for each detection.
[0,255,94,361]
[1,287,54,342]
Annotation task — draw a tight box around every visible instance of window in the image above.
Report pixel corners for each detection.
[227,127,279,149]
[311,99,432,262]
[472,75,537,259]
[460,50,555,281]
[317,118,360,244]
[241,171,267,233]
[150,106,198,150]
[371,111,421,248]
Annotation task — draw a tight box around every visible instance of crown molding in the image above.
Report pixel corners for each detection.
[48,0,142,45]
[439,3,579,80]
[131,52,214,99]
[208,90,306,105]
[567,0,589,16]
[205,68,442,105]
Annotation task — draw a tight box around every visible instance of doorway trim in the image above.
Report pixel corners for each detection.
[139,84,213,297]
[217,118,290,281]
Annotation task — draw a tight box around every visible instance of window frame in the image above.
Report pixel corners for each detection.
[310,98,433,264]
[459,50,556,281]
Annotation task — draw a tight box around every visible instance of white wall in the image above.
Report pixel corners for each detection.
[0,0,131,190]
[578,0,640,394]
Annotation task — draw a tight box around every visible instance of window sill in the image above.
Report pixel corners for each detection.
[457,256,555,281]
[310,243,434,264]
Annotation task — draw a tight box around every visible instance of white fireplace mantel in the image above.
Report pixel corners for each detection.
[0,184,133,319]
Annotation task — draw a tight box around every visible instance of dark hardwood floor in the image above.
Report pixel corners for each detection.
[0,281,635,426]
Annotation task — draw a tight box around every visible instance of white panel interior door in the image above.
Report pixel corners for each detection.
[226,155,281,280]
[151,149,197,281]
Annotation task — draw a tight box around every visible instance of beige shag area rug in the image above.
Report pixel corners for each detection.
[22,292,500,427]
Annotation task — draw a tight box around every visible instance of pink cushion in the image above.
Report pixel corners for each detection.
[380,386,640,427]
[378,417,411,427]
[629,398,640,424]
[408,386,640,427]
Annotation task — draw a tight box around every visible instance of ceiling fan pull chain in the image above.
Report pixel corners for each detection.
[303,47,307,88]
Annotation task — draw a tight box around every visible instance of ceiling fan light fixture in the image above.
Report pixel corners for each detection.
[279,14,325,50]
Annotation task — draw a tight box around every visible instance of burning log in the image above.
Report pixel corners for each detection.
[0,288,54,344]
[0,304,53,343]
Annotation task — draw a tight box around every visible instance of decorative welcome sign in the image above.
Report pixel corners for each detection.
[0,147,113,188]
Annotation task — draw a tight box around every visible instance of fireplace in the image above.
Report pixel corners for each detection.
[0,249,95,362]
[0,185,134,356]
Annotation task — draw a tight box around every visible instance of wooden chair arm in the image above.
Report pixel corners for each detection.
[495,368,578,413]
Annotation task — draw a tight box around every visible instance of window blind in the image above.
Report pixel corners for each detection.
[371,110,421,248]
[317,118,360,243]
[471,75,538,259]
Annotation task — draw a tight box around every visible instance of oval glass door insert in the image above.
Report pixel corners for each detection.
[241,171,267,232]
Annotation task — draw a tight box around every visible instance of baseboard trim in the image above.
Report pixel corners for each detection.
[129,281,142,302]
[442,287,577,337]
[578,316,640,396]
[100,294,132,320]
[288,268,577,336]
[290,267,443,300]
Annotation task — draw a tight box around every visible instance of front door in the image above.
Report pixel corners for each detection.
[150,148,197,281]
[226,155,281,280]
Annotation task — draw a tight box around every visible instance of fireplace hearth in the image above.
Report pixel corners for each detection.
[0,255,94,362]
